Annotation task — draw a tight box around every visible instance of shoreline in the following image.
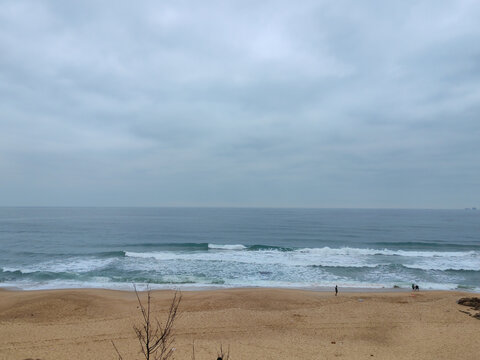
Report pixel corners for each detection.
[1,284,477,293]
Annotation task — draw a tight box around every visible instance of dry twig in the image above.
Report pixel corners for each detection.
[112,285,181,360]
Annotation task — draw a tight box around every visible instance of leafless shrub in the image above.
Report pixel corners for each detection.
[113,285,181,360]
[113,286,233,360]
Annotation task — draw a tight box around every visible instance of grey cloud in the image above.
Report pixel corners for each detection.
[1,0,480,207]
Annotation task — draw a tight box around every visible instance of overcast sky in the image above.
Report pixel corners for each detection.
[1,0,479,208]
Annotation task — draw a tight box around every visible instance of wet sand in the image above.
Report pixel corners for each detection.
[0,288,478,359]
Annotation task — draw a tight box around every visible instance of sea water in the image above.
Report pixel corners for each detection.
[0,207,479,292]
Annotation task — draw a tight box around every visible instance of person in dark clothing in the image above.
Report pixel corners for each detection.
[415,285,419,291]
[335,285,338,296]
[412,283,415,291]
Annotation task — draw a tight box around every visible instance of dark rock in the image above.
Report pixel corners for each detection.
[457,297,480,306]
[458,298,480,320]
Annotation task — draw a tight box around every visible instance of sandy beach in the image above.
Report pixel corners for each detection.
[0,288,478,359]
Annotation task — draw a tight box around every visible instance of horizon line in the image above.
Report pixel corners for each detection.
[0,205,475,211]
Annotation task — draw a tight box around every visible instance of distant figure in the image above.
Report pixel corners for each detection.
[335,285,338,296]
[415,285,419,291]
[412,283,415,291]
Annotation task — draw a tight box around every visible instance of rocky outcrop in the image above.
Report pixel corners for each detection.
[457,297,480,310]
[457,297,480,319]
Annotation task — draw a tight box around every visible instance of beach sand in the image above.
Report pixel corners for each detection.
[0,288,478,359]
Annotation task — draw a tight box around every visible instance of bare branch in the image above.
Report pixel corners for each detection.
[111,340,124,360]
[132,286,181,360]
[112,286,190,360]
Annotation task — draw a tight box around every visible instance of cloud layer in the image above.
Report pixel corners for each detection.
[1,0,479,207]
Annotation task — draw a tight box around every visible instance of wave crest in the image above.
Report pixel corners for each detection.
[208,244,247,250]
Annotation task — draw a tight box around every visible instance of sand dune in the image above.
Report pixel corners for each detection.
[0,288,478,359]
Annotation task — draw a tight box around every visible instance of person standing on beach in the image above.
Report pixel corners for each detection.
[335,285,338,296]
[412,283,415,291]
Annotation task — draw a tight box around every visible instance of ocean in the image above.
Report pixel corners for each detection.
[0,207,479,292]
